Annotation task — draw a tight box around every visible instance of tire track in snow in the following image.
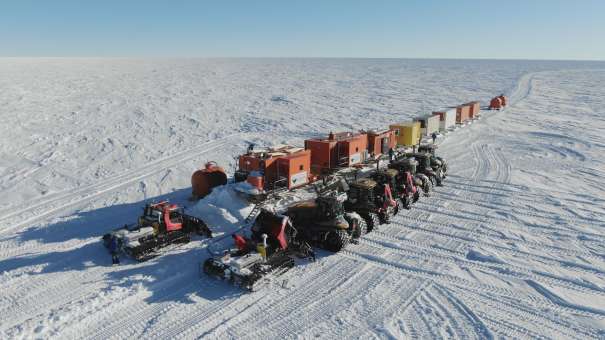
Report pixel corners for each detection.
[388,215,605,297]
[410,197,605,266]
[0,134,238,237]
[340,243,516,297]
[362,231,605,305]
[180,257,371,339]
[450,286,601,339]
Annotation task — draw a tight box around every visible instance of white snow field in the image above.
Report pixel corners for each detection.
[1,58,605,339]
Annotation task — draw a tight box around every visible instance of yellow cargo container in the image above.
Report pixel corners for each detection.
[389,122,420,146]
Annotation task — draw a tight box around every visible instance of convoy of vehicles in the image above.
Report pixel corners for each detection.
[101,94,508,291]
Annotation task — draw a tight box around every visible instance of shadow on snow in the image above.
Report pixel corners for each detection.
[0,188,279,303]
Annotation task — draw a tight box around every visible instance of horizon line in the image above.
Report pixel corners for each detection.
[0,56,604,62]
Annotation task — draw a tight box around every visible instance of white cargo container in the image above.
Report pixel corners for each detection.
[432,108,457,131]
[414,114,440,137]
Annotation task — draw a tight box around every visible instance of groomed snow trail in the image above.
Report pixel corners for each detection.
[1,59,605,339]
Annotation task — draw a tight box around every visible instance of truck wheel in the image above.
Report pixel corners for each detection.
[394,198,403,214]
[345,214,367,239]
[423,180,432,196]
[354,218,368,238]
[436,171,443,186]
[413,191,420,203]
[364,213,380,232]
[402,196,411,210]
[324,230,350,252]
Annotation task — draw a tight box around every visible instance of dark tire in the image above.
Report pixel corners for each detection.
[402,196,412,210]
[423,180,431,196]
[102,234,111,248]
[413,190,420,203]
[355,218,368,238]
[346,214,367,239]
[324,230,350,252]
[380,208,391,224]
[437,158,447,175]
[394,198,403,215]
[364,213,380,232]
[435,171,443,187]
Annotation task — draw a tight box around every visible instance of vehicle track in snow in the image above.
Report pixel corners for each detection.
[450,286,601,339]
[0,134,238,238]
[193,258,380,339]
[345,241,605,320]
[390,211,605,298]
[362,229,605,300]
[409,195,605,265]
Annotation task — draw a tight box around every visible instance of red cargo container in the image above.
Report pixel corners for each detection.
[305,132,368,174]
[456,105,471,123]
[365,129,396,157]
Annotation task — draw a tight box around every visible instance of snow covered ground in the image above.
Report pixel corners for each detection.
[1,58,604,339]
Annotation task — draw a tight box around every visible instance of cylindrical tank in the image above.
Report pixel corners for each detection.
[246,171,264,191]
[489,97,502,110]
[191,161,228,199]
[498,95,508,106]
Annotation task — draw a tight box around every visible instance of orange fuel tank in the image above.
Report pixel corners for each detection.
[191,161,228,199]
[489,97,503,110]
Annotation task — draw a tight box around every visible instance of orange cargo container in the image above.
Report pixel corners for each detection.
[456,104,471,123]
[239,153,278,177]
[305,132,368,174]
[238,146,311,190]
[365,129,396,157]
[276,150,311,188]
[466,101,481,119]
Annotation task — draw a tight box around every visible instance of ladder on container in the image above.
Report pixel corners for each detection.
[245,203,263,223]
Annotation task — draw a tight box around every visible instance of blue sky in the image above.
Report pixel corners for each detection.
[1,0,604,60]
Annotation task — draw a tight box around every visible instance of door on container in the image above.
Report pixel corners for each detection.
[275,160,289,189]
[381,137,389,155]
[337,143,349,167]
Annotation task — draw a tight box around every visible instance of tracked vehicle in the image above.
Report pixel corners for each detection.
[418,144,448,179]
[390,157,432,196]
[344,177,397,232]
[407,152,444,187]
[374,167,420,210]
[286,192,366,252]
[102,201,212,261]
[203,209,313,291]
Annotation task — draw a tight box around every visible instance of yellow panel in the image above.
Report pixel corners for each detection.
[389,122,419,146]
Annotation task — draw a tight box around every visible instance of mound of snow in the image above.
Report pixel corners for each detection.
[466,249,505,264]
[188,184,254,236]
